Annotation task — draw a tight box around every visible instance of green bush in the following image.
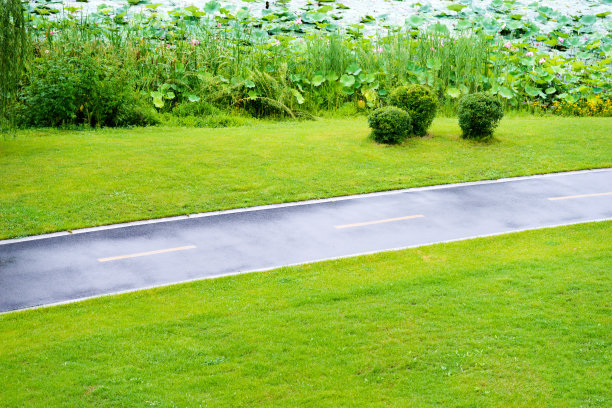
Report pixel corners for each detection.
[172,101,221,118]
[16,51,153,127]
[368,106,412,144]
[458,93,504,141]
[114,97,160,127]
[228,69,299,119]
[389,85,437,137]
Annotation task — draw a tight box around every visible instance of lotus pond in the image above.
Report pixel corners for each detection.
[8,0,612,126]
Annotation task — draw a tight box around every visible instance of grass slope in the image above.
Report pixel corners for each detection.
[1,116,611,239]
[0,222,610,407]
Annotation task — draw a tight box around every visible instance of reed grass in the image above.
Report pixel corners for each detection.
[0,0,28,128]
[24,12,492,116]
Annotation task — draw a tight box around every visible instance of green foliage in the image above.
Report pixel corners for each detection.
[368,106,412,144]
[8,0,611,127]
[389,85,437,136]
[16,49,154,127]
[14,14,498,123]
[172,101,221,118]
[114,99,160,128]
[458,93,504,141]
[0,0,28,125]
[239,69,302,119]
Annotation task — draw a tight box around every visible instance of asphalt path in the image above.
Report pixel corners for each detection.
[1,169,611,313]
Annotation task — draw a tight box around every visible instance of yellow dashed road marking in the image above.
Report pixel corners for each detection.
[98,245,196,262]
[335,215,424,229]
[548,192,612,201]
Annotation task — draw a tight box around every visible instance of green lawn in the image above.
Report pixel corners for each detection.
[1,116,610,239]
[0,222,610,406]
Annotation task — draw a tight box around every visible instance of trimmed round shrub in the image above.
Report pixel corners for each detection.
[389,84,437,136]
[458,93,504,141]
[368,106,412,144]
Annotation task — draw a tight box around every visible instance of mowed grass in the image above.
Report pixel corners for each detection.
[1,116,611,239]
[0,222,610,407]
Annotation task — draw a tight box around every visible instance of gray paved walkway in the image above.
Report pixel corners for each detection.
[1,169,611,313]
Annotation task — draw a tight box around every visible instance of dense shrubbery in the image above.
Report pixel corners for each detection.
[368,106,412,144]
[389,85,437,136]
[15,51,157,127]
[5,1,610,129]
[458,93,504,141]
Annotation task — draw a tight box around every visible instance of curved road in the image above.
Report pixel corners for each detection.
[1,169,611,313]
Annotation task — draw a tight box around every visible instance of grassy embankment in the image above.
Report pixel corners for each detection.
[1,116,610,239]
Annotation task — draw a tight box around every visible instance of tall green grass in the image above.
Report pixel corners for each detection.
[13,2,612,125]
[23,12,491,117]
[0,0,28,129]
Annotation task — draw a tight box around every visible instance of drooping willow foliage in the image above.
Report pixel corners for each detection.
[0,0,28,124]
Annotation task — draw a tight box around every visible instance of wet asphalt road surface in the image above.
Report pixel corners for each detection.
[1,169,611,313]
